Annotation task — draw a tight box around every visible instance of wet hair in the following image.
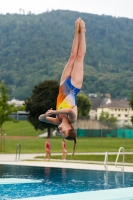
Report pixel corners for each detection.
[65,124,77,156]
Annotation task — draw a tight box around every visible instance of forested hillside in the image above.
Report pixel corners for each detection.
[0,10,133,100]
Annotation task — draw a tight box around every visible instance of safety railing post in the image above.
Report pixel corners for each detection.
[104,151,108,171]
[15,143,21,161]
[115,147,124,172]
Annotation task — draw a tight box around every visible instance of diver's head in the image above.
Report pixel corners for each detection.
[58,123,71,137]
[58,123,76,156]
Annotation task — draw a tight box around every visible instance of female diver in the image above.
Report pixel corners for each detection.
[39,18,86,155]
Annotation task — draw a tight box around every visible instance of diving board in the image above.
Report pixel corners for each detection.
[0,178,42,185]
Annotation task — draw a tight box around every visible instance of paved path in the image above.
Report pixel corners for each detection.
[0,152,130,162]
[0,153,44,162]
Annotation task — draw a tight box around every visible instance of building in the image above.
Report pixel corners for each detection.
[8,98,25,107]
[88,93,97,98]
[10,111,29,121]
[8,98,28,120]
[89,97,111,120]
[90,97,133,127]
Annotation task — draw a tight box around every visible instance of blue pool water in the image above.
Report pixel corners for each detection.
[0,164,133,199]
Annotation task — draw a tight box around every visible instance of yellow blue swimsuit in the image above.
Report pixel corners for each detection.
[56,77,80,110]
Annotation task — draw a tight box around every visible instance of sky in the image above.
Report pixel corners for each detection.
[0,0,133,19]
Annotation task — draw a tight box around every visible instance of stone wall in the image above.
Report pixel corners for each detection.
[73,119,109,130]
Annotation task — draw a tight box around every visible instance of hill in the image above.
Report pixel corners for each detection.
[0,10,133,99]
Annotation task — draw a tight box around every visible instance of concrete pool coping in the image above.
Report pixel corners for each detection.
[0,160,133,172]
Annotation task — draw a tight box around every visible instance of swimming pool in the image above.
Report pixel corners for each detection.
[0,164,133,199]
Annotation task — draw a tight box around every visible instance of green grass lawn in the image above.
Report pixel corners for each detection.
[1,136,133,154]
[2,121,40,136]
[1,121,133,164]
[36,154,133,163]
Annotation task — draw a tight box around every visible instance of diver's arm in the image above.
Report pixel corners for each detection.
[38,113,60,125]
[44,107,77,123]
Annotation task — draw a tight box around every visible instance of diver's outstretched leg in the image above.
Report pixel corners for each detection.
[60,18,81,85]
[71,19,86,89]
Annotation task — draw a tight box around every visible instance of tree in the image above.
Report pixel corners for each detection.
[99,111,117,127]
[129,92,133,124]
[25,80,59,137]
[0,81,18,129]
[76,93,91,118]
[0,81,18,139]
[17,104,26,111]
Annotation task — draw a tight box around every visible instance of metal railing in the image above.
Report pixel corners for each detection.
[115,147,124,172]
[15,143,21,161]
[104,151,108,171]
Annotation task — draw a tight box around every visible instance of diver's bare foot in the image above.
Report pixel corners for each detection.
[80,19,86,32]
[75,18,81,33]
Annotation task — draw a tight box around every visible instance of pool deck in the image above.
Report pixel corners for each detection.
[1,153,133,200]
[0,153,133,172]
